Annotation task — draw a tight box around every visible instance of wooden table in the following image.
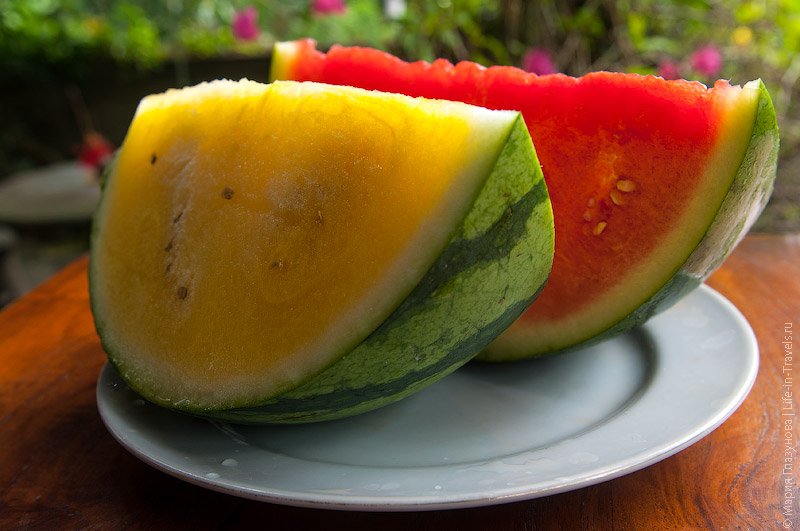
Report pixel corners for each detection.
[2,233,798,530]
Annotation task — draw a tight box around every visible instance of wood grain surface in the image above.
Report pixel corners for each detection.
[1,233,798,530]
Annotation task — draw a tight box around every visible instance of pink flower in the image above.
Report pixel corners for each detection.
[522,48,556,75]
[231,6,260,41]
[78,132,114,172]
[690,45,722,78]
[312,0,347,15]
[658,60,681,80]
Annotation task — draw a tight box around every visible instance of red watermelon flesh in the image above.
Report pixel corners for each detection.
[270,39,778,358]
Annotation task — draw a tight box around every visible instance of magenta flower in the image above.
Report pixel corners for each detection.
[690,45,722,78]
[231,6,260,41]
[312,0,347,15]
[658,60,681,80]
[522,48,556,76]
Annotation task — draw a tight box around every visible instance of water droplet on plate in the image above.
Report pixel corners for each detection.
[568,452,599,465]
[701,330,735,349]
[627,433,646,443]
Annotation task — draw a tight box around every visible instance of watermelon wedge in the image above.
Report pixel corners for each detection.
[89,80,554,422]
[270,39,779,359]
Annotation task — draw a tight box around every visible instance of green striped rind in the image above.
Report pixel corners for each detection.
[550,272,703,355]
[682,80,779,277]
[195,116,554,423]
[482,79,778,358]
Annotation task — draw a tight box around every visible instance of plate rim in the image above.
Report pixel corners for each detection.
[96,284,759,511]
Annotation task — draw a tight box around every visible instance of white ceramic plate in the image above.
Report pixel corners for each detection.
[97,285,758,511]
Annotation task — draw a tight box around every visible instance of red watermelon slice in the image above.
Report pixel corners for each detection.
[270,39,779,360]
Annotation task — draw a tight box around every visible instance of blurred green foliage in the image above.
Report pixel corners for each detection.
[0,0,394,79]
[2,1,796,81]
[2,1,797,96]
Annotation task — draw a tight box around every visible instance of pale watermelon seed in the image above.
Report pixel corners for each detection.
[593,221,607,236]
[616,179,636,192]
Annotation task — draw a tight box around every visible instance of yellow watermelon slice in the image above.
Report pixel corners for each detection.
[89,79,555,422]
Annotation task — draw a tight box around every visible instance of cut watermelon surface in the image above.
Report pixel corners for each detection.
[271,39,779,359]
